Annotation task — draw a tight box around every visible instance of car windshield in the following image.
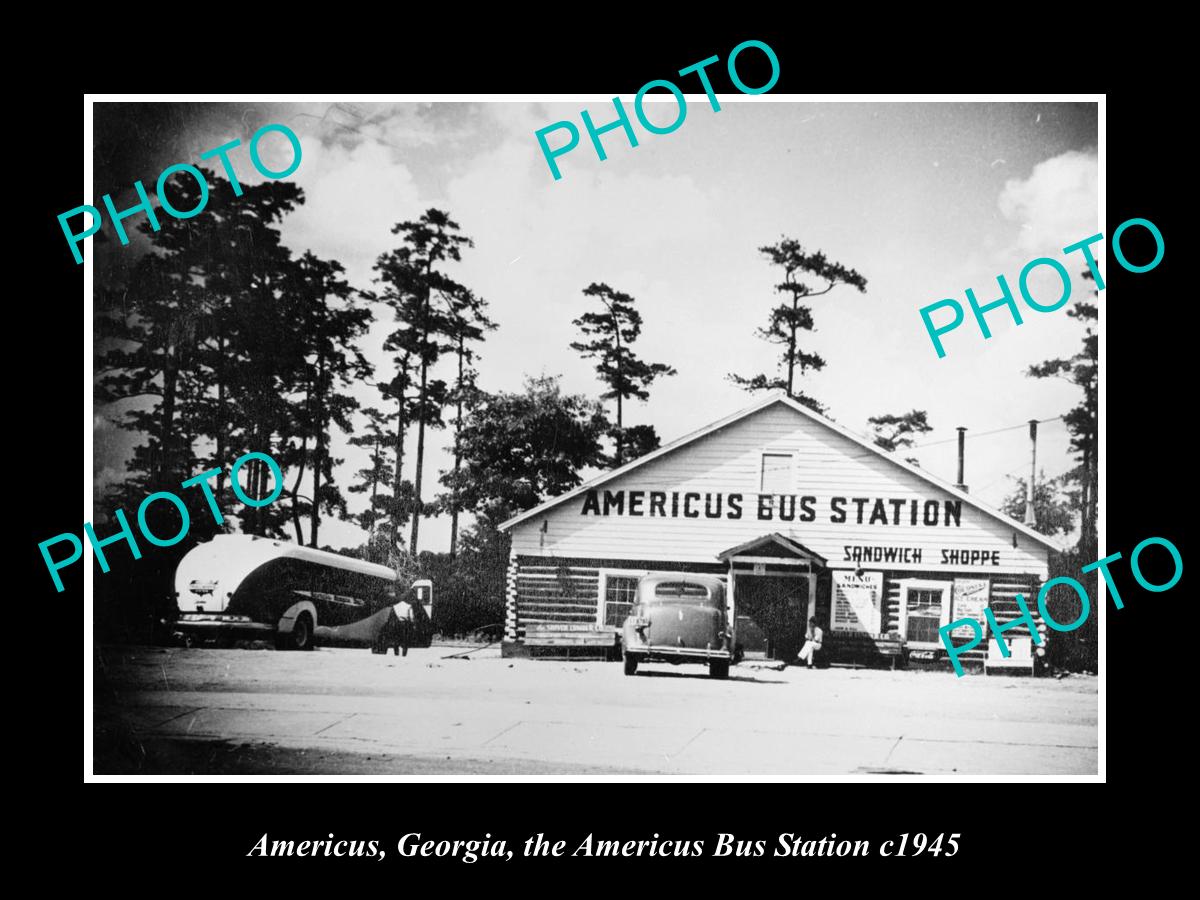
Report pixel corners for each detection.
[642,581,721,607]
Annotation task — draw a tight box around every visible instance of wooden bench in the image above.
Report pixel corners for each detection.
[829,634,905,670]
[874,637,904,670]
[523,624,618,660]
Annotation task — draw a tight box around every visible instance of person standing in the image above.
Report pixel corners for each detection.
[797,617,824,669]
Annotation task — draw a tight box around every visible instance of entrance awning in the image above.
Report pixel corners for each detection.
[717,533,827,567]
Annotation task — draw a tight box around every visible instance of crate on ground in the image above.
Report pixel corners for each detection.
[985,636,1036,675]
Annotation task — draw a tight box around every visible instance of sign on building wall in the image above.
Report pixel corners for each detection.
[579,489,965,528]
[832,571,883,634]
[951,578,990,638]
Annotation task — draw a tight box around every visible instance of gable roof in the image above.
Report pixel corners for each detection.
[718,533,827,565]
[498,391,1064,552]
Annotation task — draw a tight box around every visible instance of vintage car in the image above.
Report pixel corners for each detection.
[621,574,733,678]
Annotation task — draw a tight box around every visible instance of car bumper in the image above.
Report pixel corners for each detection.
[170,614,274,635]
[626,645,731,661]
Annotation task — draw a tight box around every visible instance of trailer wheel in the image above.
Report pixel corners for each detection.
[623,653,638,676]
[709,659,729,679]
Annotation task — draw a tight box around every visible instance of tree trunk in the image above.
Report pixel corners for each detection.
[247,431,261,536]
[410,353,429,554]
[250,422,273,537]
[159,341,178,489]
[615,393,623,466]
[1081,440,1096,553]
[449,335,465,558]
[787,287,798,397]
[368,435,381,541]
[391,390,407,548]
[613,305,624,467]
[291,435,308,545]
[410,273,433,555]
[312,351,326,548]
[215,331,226,516]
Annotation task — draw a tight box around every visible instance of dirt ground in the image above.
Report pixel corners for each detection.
[92,644,1099,776]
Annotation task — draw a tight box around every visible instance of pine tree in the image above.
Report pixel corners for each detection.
[1027,271,1098,556]
[97,250,208,493]
[283,252,373,546]
[96,168,306,534]
[570,283,675,467]
[868,410,933,464]
[729,238,867,416]
[440,287,496,556]
[94,169,307,637]
[348,405,397,541]
[217,185,312,538]
[373,209,474,553]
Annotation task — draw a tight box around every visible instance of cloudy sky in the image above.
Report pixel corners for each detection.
[92,99,1099,553]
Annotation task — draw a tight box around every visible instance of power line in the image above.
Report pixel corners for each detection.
[906,415,1064,451]
[838,414,1066,464]
[973,463,1034,498]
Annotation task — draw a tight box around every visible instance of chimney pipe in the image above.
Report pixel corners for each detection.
[955,427,968,491]
[1024,420,1038,526]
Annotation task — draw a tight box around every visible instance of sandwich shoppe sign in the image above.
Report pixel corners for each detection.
[578,489,966,528]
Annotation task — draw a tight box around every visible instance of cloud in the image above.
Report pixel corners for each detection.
[279,138,421,286]
[291,102,483,153]
[998,150,1099,258]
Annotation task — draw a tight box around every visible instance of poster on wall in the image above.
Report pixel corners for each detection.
[832,571,884,634]
[952,579,991,638]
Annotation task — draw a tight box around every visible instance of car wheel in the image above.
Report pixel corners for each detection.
[277,613,314,651]
[709,659,729,679]
[623,653,639,676]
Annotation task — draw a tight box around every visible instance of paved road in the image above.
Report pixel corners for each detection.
[93,645,1098,776]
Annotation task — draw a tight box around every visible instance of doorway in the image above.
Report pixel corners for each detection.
[735,575,810,661]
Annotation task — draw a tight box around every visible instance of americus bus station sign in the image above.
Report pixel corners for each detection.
[578,490,966,527]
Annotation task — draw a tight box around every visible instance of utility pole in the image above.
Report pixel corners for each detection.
[954,427,968,491]
[1024,419,1038,527]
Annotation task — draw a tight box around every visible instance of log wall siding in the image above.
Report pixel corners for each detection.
[511,556,729,639]
[512,554,1046,671]
[509,403,1052,578]
[504,547,519,641]
[878,570,1044,665]
[513,561,600,639]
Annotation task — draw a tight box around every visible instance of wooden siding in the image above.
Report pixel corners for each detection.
[511,556,729,640]
[503,548,519,641]
[509,403,1050,578]
[817,570,1043,669]
[884,570,1044,668]
[510,553,1046,673]
[512,561,601,639]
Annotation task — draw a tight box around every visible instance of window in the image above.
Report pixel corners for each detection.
[761,453,794,493]
[897,580,952,647]
[908,589,942,611]
[654,582,710,599]
[603,575,639,626]
[648,581,721,608]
